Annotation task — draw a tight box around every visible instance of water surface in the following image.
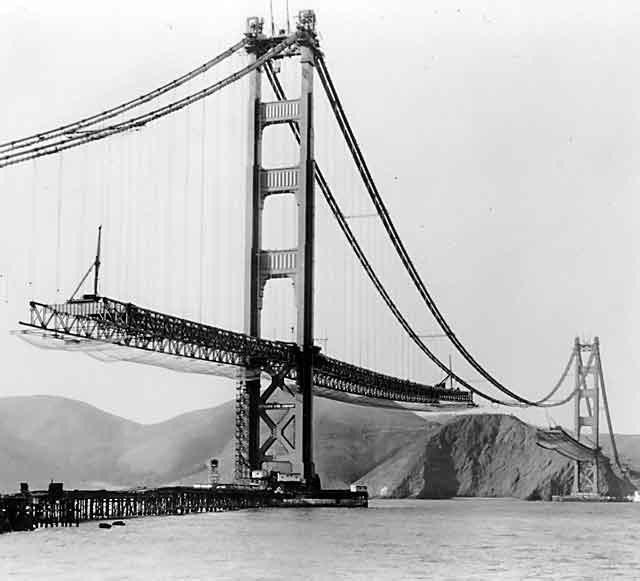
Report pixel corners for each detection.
[1,499,639,580]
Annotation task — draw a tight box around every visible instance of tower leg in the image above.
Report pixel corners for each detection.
[238,17,318,487]
[247,375,261,470]
[295,43,317,484]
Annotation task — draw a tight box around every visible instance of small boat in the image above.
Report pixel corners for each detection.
[98,523,112,529]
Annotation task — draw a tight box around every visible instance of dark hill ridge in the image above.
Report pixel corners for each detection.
[356,414,635,500]
[0,396,635,498]
[600,434,640,490]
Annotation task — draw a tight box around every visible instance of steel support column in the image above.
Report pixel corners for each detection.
[237,38,263,480]
[238,14,318,484]
[295,43,316,484]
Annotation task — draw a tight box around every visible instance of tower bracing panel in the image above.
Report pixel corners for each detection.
[260,249,298,280]
[262,100,301,125]
[260,168,300,195]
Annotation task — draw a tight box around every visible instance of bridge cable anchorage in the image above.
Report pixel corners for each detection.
[314,53,571,408]
[0,39,247,155]
[0,33,300,169]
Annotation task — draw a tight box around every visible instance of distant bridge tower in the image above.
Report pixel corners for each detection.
[571,336,621,495]
[572,337,601,494]
[236,11,318,485]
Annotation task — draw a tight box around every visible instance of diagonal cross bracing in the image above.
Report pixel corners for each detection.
[20,297,474,407]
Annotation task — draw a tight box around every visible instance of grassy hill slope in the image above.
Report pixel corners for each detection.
[0,395,428,492]
[1,397,636,498]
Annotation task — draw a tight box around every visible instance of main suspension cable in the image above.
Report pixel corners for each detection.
[0,34,298,169]
[596,342,623,472]
[265,63,506,404]
[315,52,571,407]
[0,39,247,154]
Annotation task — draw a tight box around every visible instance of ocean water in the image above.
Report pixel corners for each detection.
[1,499,639,580]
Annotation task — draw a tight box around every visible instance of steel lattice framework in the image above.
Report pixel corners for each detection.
[22,297,474,407]
[12,10,481,491]
[6,9,626,499]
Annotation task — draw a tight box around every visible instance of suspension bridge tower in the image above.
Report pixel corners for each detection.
[571,336,620,495]
[572,337,600,494]
[236,11,319,486]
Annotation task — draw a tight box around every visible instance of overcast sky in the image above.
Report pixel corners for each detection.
[0,0,638,434]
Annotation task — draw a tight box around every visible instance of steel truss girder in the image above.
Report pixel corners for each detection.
[25,297,295,370]
[22,297,474,406]
[310,355,473,404]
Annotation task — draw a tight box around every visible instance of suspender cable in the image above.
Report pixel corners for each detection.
[166,114,176,310]
[183,108,191,313]
[315,53,571,407]
[596,341,623,472]
[198,91,207,322]
[0,33,300,169]
[55,154,64,295]
[0,39,248,154]
[119,138,126,296]
[78,145,88,278]
[28,159,37,288]
[267,61,573,407]
[265,64,494,403]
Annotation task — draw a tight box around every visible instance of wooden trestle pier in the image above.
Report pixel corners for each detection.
[0,483,271,532]
[0,482,367,532]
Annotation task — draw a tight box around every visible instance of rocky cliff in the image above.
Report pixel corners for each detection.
[356,414,635,500]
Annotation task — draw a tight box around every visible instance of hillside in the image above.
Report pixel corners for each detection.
[0,395,140,488]
[356,414,635,500]
[0,396,635,499]
[0,395,427,492]
[600,433,640,489]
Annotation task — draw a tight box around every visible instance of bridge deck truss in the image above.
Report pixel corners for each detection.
[19,297,475,410]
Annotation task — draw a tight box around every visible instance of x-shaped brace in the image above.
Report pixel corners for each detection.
[259,364,297,457]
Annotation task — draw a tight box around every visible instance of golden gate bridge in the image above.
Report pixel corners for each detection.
[1,10,624,497]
